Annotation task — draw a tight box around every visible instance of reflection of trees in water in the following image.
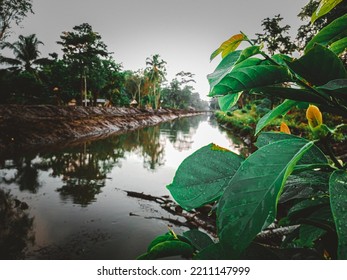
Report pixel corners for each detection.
[57,180,104,207]
[1,155,41,193]
[161,115,207,152]
[140,126,165,170]
[0,115,209,206]
[43,142,126,207]
[0,189,34,259]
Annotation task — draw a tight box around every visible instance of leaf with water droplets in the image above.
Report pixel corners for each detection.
[167,143,243,211]
[329,170,347,259]
[255,132,328,168]
[280,170,330,203]
[217,139,314,258]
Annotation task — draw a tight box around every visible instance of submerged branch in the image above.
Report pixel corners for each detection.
[125,190,216,236]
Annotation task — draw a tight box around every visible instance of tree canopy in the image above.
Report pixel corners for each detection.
[0,34,49,72]
[0,0,33,41]
[57,23,110,105]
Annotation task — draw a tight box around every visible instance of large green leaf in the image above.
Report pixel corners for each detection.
[288,44,347,86]
[317,79,347,101]
[280,170,330,203]
[183,229,214,251]
[329,170,347,259]
[167,143,243,211]
[209,65,292,97]
[217,139,314,258]
[208,46,261,91]
[255,100,299,135]
[218,92,242,112]
[209,58,263,96]
[208,50,243,90]
[311,0,344,23]
[137,240,194,260]
[237,45,261,63]
[232,57,263,71]
[255,132,328,167]
[251,86,328,104]
[307,13,347,51]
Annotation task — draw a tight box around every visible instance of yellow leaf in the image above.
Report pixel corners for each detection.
[306,105,323,130]
[210,34,245,61]
[280,122,291,134]
[211,143,231,152]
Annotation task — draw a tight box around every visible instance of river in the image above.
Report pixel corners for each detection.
[0,114,246,259]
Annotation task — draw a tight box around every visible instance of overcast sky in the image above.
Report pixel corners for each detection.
[10,0,309,99]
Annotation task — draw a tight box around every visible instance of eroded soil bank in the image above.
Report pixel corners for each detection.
[0,105,204,157]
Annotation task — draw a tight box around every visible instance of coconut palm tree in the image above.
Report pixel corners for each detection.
[0,34,49,72]
[145,54,166,109]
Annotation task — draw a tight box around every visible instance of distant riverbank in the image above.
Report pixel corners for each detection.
[0,105,206,156]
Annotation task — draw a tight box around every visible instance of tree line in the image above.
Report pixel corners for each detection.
[0,0,209,110]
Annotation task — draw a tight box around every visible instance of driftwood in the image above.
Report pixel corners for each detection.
[125,190,216,236]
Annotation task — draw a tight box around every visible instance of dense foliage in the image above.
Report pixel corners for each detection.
[140,0,347,260]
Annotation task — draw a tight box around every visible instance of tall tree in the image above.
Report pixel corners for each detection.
[96,58,125,105]
[254,14,297,55]
[145,54,166,109]
[124,69,145,107]
[0,0,33,41]
[0,34,48,72]
[57,23,110,106]
[254,1,347,56]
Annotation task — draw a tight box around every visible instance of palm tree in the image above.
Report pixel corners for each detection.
[145,54,166,109]
[0,34,49,72]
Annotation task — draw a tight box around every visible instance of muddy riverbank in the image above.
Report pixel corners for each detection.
[0,105,205,157]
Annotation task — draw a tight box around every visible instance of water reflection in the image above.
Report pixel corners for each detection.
[0,189,35,259]
[43,144,118,206]
[0,114,245,259]
[1,115,208,207]
[161,116,201,152]
[1,156,41,193]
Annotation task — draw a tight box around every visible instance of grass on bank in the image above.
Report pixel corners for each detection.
[214,98,346,143]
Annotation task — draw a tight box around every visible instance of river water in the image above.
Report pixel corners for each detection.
[0,114,246,259]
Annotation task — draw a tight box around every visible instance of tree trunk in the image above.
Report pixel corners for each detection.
[82,73,87,106]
